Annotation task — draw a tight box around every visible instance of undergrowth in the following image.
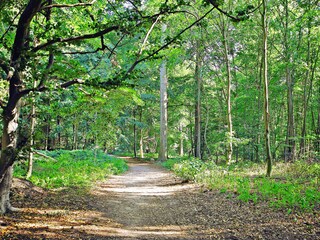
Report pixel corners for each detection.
[14,150,128,189]
[163,158,320,212]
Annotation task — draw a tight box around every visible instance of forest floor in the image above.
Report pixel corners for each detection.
[1,157,319,239]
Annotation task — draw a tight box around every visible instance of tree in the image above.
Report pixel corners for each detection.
[158,24,168,162]
[262,0,273,177]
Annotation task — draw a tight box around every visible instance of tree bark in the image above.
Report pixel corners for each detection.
[139,108,144,158]
[262,0,272,177]
[26,80,37,179]
[283,0,295,162]
[158,59,168,161]
[133,109,137,158]
[194,41,202,159]
[221,15,233,164]
[158,24,168,161]
[73,122,78,150]
[179,123,184,157]
[299,7,312,157]
[0,0,42,214]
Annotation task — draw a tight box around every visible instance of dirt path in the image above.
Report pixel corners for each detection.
[2,158,319,239]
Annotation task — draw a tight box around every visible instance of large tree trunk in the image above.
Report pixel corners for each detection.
[0,102,21,213]
[0,166,14,213]
[262,0,272,177]
[0,0,42,214]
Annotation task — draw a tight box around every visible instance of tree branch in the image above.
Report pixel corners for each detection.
[125,7,216,76]
[32,26,119,52]
[41,0,97,10]
[19,78,85,96]
[206,0,261,22]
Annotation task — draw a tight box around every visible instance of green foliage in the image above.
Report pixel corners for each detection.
[161,157,187,169]
[166,158,320,212]
[14,150,128,189]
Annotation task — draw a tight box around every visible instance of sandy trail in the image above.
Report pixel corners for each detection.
[2,158,319,239]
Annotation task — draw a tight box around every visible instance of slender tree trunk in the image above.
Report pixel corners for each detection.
[262,0,272,177]
[26,80,37,179]
[179,123,184,157]
[194,41,202,159]
[57,116,61,148]
[139,108,144,158]
[283,0,295,161]
[73,122,78,150]
[221,16,233,164]
[189,107,194,157]
[159,59,168,161]
[158,24,168,161]
[133,109,137,158]
[300,12,311,157]
[255,42,263,162]
[203,104,211,158]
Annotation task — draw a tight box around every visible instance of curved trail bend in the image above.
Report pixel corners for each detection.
[4,158,319,239]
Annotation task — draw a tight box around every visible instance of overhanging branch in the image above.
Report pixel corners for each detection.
[19,78,85,96]
[41,0,97,10]
[125,7,216,75]
[32,26,119,52]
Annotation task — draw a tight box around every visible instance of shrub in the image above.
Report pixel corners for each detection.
[164,157,320,212]
[14,150,128,189]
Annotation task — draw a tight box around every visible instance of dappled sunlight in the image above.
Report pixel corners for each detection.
[4,159,318,239]
[2,205,304,240]
[92,161,195,196]
[98,184,194,196]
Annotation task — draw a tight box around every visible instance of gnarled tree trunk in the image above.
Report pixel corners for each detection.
[0,0,42,214]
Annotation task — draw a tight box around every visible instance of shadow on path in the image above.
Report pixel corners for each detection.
[1,158,319,239]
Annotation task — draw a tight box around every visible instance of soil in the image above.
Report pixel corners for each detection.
[1,158,319,239]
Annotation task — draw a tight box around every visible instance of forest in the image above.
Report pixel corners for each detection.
[0,0,319,239]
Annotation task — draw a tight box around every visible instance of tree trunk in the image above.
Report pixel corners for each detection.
[73,123,78,150]
[0,166,14,213]
[283,0,295,162]
[159,59,168,161]
[139,108,144,158]
[262,0,272,177]
[57,116,61,148]
[0,102,21,213]
[158,24,168,161]
[299,9,313,157]
[0,0,42,214]
[26,80,37,179]
[189,107,194,157]
[179,123,184,157]
[133,109,137,158]
[221,16,233,164]
[194,41,202,159]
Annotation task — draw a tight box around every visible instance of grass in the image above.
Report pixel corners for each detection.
[163,158,320,212]
[14,150,128,189]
